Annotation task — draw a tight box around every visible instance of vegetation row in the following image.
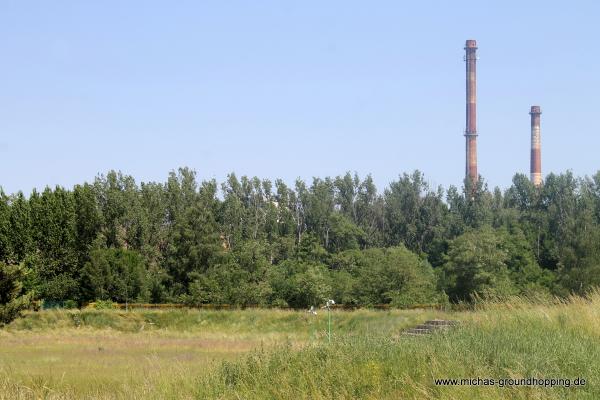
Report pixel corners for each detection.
[2,168,600,323]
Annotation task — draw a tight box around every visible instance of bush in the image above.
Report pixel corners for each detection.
[63,299,78,309]
[339,246,443,307]
[80,248,148,303]
[0,262,35,325]
[88,300,117,310]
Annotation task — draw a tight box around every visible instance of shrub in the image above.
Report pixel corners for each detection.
[62,299,78,309]
[89,300,117,310]
[0,262,35,325]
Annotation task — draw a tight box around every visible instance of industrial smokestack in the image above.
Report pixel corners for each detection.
[530,106,542,186]
[464,40,478,184]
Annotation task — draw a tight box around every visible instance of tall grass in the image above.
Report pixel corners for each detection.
[198,292,600,399]
[6,307,446,336]
[2,294,600,399]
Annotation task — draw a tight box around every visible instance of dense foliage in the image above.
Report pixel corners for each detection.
[1,168,600,307]
[0,262,35,325]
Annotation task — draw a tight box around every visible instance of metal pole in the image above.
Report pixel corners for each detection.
[328,307,331,343]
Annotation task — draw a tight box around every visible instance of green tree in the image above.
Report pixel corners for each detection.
[355,175,385,247]
[73,184,102,267]
[220,173,246,249]
[304,178,336,249]
[384,171,448,255]
[28,187,79,301]
[8,192,33,264]
[268,260,331,308]
[334,172,360,222]
[441,227,517,301]
[0,189,11,263]
[81,248,148,302]
[326,213,365,252]
[350,246,443,307]
[0,262,35,325]
[165,180,223,296]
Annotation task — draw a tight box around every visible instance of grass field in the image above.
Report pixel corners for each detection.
[1,294,599,399]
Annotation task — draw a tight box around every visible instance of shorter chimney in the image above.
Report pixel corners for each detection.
[530,106,542,186]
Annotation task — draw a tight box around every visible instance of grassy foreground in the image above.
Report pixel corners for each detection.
[0,307,443,399]
[1,295,600,399]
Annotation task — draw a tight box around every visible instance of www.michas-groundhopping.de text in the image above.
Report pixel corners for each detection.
[434,377,586,388]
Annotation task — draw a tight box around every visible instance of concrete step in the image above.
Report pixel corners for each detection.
[401,319,459,336]
[404,328,432,335]
[425,319,459,327]
[413,324,435,330]
[402,331,429,337]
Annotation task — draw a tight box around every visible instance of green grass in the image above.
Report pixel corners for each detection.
[2,295,600,399]
[6,307,445,336]
[198,295,600,399]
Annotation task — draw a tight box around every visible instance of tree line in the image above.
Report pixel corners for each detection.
[2,168,600,310]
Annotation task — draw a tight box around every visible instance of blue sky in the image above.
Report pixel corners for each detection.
[1,1,599,194]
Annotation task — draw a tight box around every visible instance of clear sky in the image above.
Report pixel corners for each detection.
[1,1,599,194]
